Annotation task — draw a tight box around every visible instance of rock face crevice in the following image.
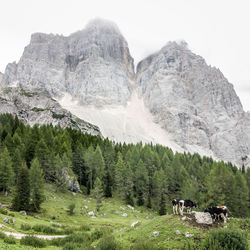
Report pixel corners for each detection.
[1,20,250,167]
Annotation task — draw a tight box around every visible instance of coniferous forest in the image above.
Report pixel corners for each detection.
[0,113,249,217]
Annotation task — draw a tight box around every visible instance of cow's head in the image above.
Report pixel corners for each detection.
[204,208,210,213]
[193,202,198,208]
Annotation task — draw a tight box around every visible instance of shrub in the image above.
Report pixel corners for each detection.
[20,235,47,248]
[0,232,6,239]
[21,223,32,231]
[0,208,8,215]
[4,235,16,244]
[8,212,15,217]
[201,229,248,250]
[96,236,119,250]
[68,203,76,215]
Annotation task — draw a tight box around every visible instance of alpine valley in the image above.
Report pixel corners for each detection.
[1,19,249,168]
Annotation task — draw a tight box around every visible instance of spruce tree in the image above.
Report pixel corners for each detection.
[231,171,249,217]
[30,158,45,211]
[159,192,167,215]
[0,147,14,194]
[12,164,30,211]
[135,160,149,206]
[93,177,104,212]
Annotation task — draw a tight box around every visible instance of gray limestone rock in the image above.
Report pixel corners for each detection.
[0,86,101,136]
[193,212,213,225]
[136,41,250,167]
[3,19,135,106]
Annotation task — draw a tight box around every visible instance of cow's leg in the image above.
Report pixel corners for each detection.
[173,205,176,214]
[175,205,179,215]
[221,213,227,223]
[179,205,183,216]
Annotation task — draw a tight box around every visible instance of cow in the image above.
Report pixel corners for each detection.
[172,199,197,215]
[204,206,228,223]
[179,199,197,215]
[172,199,182,214]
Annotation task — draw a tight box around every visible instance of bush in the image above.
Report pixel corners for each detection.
[68,203,76,215]
[0,232,6,239]
[20,236,47,248]
[0,208,8,215]
[201,229,248,250]
[96,236,119,250]
[21,223,32,231]
[4,235,16,244]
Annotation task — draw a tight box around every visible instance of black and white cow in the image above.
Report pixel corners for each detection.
[172,199,181,214]
[204,206,228,223]
[179,199,197,215]
[172,199,197,215]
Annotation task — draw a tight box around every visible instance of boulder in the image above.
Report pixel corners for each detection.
[3,217,15,224]
[122,213,128,217]
[193,211,213,225]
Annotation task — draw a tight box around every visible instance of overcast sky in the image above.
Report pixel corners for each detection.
[1,0,249,111]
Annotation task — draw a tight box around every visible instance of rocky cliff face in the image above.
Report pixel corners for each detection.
[136,41,250,166]
[1,20,249,167]
[0,87,101,136]
[3,19,134,105]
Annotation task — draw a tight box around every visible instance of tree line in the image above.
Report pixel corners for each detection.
[0,114,249,217]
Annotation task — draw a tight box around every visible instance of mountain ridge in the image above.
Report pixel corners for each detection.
[1,18,249,167]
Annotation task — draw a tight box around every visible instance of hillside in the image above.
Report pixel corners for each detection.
[0,184,249,249]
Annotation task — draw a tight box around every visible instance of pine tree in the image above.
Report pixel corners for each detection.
[35,138,50,178]
[30,158,45,211]
[231,171,249,217]
[159,192,167,215]
[12,147,23,182]
[84,145,95,193]
[115,153,133,202]
[12,164,30,211]
[93,177,104,212]
[72,143,86,185]
[135,160,149,206]
[0,147,14,195]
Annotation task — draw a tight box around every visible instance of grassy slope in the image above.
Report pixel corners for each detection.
[0,184,249,249]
